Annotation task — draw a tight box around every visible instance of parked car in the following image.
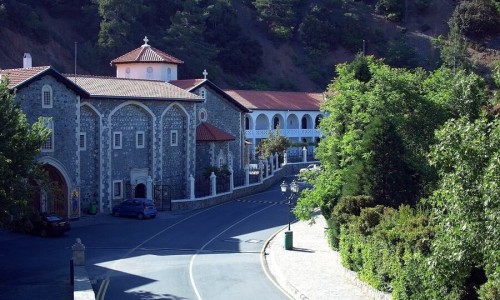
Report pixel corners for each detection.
[299,164,321,173]
[30,213,71,237]
[112,198,157,220]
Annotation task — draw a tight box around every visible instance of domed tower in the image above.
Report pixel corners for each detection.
[110,36,183,82]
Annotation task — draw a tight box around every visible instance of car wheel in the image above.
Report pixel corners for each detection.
[137,213,144,220]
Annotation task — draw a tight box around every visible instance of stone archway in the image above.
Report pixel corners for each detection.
[41,164,68,216]
[135,183,146,198]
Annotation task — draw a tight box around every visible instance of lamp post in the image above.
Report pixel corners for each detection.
[280,180,299,250]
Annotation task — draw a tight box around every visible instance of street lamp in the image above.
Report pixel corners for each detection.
[280,180,300,250]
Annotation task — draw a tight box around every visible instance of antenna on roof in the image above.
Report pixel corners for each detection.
[74,42,77,83]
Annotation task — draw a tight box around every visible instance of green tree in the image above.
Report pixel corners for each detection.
[433,20,471,72]
[253,0,301,41]
[451,0,500,39]
[163,0,221,79]
[93,0,148,51]
[255,126,291,160]
[0,79,50,226]
[428,116,500,299]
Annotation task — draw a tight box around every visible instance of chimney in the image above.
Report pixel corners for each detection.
[23,53,32,68]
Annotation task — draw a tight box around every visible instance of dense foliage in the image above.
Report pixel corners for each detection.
[296,54,498,298]
[0,79,51,227]
[0,0,498,89]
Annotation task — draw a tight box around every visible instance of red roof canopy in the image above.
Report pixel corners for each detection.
[196,122,235,142]
[224,90,323,111]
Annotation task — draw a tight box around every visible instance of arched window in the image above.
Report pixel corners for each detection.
[301,116,308,129]
[273,116,280,129]
[42,85,53,108]
[315,115,323,128]
[41,117,54,152]
[245,116,250,130]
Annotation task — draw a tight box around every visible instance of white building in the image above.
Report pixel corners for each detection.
[224,90,325,160]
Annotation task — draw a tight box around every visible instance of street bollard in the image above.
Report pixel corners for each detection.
[284,230,293,250]
[72,238,85,266]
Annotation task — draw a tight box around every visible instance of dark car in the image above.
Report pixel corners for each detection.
[112,198,157,220]
[31,213,71,237]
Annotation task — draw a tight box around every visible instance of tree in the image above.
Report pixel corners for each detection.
[94,0,148,52]
[0,79,50,227]
[255,126,290,160]
[428,116,500,299]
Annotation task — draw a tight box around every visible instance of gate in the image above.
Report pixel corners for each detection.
[154,184,172,211]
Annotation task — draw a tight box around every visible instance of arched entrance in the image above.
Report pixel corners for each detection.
[41,164,68,216]
[135,183,146,198]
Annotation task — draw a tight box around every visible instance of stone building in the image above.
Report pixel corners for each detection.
[1,38,248,218]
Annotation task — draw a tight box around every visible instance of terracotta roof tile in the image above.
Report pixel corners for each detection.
[170,79,206,90]
[111,45,183,65]
[0,66,51,88]
[196,122,235,142]
[65,75,203,101]
[224,90,324,111]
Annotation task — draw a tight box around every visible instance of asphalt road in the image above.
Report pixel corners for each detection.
[0,180,295,300]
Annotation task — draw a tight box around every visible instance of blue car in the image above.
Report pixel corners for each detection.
[112,198,157,220]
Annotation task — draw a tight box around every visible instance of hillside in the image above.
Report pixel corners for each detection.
[0,0,498,92]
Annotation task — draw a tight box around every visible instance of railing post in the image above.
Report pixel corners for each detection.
[283,151,288,165]
[244,165,250,186]
[275,153,279,169]
[229,167,234,192]
[302,146,307,162]
[72,238,85,266]
[189,174,195,199]
[258,161,264,183]
[210,172,217,196]
[269,154,274,174]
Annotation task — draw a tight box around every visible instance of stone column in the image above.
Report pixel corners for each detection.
[284,151,288,165]
[275,153,279,169]
[302,146,307,162]
[269,154,274,174]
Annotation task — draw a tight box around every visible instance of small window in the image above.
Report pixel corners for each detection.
[113,132,122,149]
[136,131,145,148]
[146,66,153,79]
[170,130,178,146]
[113,180,123,199]
[199,108,208,122]
[79,133,86,150]
[218,157,224,168]
[41,117,54,152]
[42,85,53,108]
[199,88,206,99]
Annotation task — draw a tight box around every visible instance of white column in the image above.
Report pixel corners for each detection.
[269,154,274,174]
[284,151,288,165]
[244,165,250,186]
[258,161,264,182]
[302,146,307,162]
[229,168,234,192]
[189,174,195,199]
[210,172,217,196]
[275,153,279,169]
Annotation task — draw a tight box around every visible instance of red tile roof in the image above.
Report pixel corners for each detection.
[196,122,235,142]
[65,75,203,101]
[0,66,89,96]
[111,45,183,65]
[170,79,206,90]
[224,90,324,111]
[0,66,51,88]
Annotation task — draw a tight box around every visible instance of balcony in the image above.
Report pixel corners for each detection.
[245,128,321,139]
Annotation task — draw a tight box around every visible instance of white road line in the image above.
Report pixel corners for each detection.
[189,203,277,300]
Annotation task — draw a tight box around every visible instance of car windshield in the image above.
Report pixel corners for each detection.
[46,216,62,221]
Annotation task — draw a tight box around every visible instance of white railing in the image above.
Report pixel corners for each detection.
[245,128,321,139]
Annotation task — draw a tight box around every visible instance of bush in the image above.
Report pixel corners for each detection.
[328,195,375,248]
[203,165,231,179]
